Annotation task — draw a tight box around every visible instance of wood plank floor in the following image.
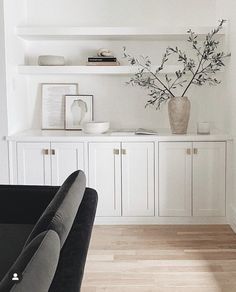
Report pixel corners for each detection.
[81,225,236,292]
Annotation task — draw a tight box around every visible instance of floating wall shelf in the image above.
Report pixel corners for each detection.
[17,65,183,75]
[16,26,225,41]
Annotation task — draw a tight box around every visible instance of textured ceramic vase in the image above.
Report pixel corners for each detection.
[168,96,191,134]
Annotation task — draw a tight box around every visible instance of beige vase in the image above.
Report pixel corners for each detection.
[168,96,191,134]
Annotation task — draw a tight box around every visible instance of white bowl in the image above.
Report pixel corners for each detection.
[83,121,110,134]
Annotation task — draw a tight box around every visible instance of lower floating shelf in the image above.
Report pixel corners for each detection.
[17,65,182,75]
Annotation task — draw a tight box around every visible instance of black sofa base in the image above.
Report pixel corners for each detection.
[0,185,98,292]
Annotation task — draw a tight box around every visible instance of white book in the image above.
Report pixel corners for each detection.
[135,128,158,135]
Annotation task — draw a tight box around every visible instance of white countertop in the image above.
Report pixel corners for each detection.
[6,129,233,142]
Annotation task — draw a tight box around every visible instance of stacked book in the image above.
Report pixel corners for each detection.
[87,56,120,66]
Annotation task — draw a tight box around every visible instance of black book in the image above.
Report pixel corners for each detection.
[88,57,117,62]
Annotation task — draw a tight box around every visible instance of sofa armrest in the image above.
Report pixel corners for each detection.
[49,187,98,292]
[0,185,59,224]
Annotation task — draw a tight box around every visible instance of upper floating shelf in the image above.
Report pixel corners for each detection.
[16,26,225,41]
[17,65,182,75]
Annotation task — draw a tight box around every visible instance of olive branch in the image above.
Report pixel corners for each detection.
[123,20,230,109]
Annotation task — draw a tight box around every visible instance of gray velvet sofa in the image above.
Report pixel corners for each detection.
[0,170,98,292]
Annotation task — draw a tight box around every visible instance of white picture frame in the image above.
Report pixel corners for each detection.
[42,83,78,130]
[65,95,93,130]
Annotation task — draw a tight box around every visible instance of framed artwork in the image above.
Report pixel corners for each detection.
[65,95,93,130]
[42,83,78,130]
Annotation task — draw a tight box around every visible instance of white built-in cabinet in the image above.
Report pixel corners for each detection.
[159,142,192,217]
[192,142,226,217]
[51,142,85,186]
[88,142,122,217]
[17,142,85,186]
[159,141,226,217]
[13,137,228,221]
[17,142,51,185]
[121,142,154,217]
[88,142,154,217]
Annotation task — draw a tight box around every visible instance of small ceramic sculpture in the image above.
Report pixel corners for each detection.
[97,48,113,57]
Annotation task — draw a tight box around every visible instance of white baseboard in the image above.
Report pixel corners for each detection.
[95,216,227,225]
[228,205,236,233]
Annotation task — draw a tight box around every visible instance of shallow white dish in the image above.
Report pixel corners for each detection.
[83,121,110,134]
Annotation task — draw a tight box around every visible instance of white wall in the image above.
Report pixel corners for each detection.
[3,0,28,134]
[0,0,233,183]
[215,0,236,221]
[19,0,229,132]
[1,0,231,133]
[0,0,9,183]
[26,0,217,27]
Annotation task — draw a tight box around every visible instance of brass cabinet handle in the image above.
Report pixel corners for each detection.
[113,149,120,155]
[193,148,198,155]
[186,148,191,155]
[122,149,126,155]
[43,149,49,155]
[43,149,56,155]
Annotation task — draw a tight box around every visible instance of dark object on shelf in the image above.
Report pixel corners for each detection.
[0,170,98,292]
[88,57,117,62]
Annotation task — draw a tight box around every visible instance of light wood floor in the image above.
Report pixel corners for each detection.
[82,225,236,292]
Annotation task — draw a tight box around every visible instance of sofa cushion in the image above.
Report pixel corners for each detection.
[0,230,60,292]
[0,224,34,281]
[24,170,86,248]
[48,188,98,292]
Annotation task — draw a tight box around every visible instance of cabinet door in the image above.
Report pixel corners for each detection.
[88,143,121,217]
[17,142,51,185]
[122,142,155,217]
[193,142,226,216]
[51,143,85,186]
[159,142,192,216]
